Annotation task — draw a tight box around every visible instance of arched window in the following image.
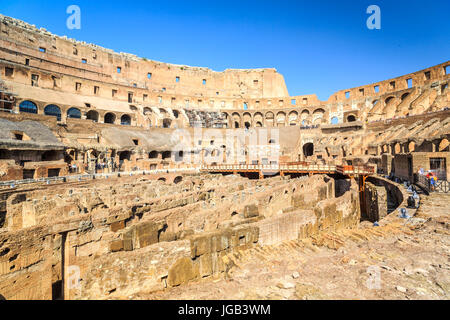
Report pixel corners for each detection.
[19,101,38,114]
[44,105,61,121]
[67,107,81,119]
[303,143,314,157]
[121,114,131,126]
[163,118,172,128]
[86,110,99,122]
[347,115,356,122]
[104,113,116,124]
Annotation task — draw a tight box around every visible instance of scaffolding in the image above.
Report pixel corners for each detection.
[0,80,17,113]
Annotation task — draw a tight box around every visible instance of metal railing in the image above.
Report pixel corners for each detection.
[413,173,449,193]
[202,163,375,175]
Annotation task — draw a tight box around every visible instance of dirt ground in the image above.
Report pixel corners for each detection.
[133,193,450,300]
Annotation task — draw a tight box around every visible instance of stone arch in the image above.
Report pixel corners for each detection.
[313,108,325,124]
[276,112,286,127]
[394,143,401,154]
[44,104,61,121]
[385,96,395,105]
[253,112,264,127]
[265,112,274,127]
[243,112,252,129]
[401,92,410,101]
[173,176,183,184]
[121,114,131,126]
[303,143,314,157]
[119,151,131,161]
[86,110,99,122]
[288,111,298,126]
[104,112,116,124]
[67,107,81,119]
[408,141,416,152]
[232,112,241,128]
[19,100,38,114]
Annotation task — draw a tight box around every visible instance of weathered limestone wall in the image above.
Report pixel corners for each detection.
[0,226,53,300]
[361,181,387,222]
[67,175,360,300]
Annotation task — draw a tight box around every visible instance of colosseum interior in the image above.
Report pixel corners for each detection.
[0,14,449,301]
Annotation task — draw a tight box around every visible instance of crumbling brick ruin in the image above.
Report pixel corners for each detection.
[0,15,448,300]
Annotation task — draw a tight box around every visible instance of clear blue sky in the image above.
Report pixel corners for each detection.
[1,0,449,100]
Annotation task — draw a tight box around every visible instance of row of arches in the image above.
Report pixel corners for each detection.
[18,101,132,125]
[226,109,326,129]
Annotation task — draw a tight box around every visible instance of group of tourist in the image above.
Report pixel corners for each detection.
[418,167,439,191]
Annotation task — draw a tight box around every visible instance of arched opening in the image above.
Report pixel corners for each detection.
[19,100,38,114]
[163,118,172,128]
[289,111,298,126]
[119,151,131,161]
[265,112,274,127]
[173,110,179,118]
[408,141,416,152]
[347,115,356,122]
[232,113,241,128]
[303,143,314,157]
[44,105,61,121]
[401,92,410,101]
[385,96,395,105]
[256,121,263,127]
[121,114,131,126]
[244,122,251,129]
[158,178,167,183]
[173,176,183,184]
[276,112,286,127]
[86,110,99,122]
[149,151,159,159]
[67,107,81,119]
[104,113,116,124]
[143,107,152,115]
[162,151,172,160]
[331,117,339,125]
